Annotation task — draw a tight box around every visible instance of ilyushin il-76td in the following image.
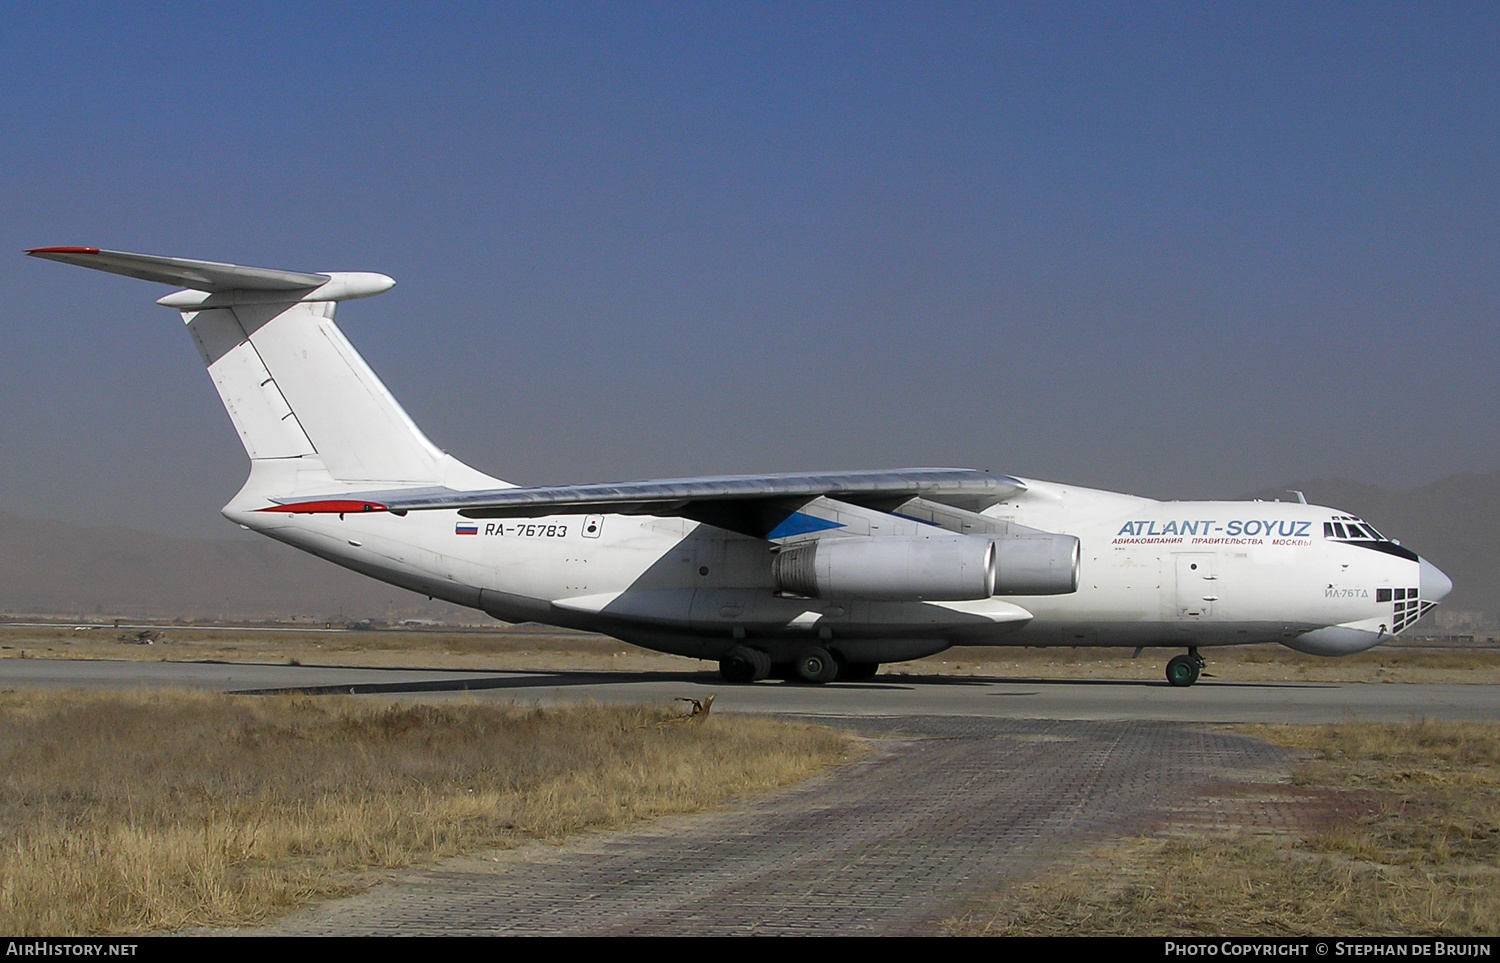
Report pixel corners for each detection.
[27,247,1453,686]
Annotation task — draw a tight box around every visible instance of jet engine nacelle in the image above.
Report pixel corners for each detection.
[773,535,996,601]
[991,533,1080,595]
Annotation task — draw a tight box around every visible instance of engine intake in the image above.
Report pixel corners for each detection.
[773,535,996,601]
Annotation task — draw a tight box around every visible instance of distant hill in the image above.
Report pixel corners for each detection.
[4,472,1497,628]
[0,513,477,622]
[1243,472,1500,630]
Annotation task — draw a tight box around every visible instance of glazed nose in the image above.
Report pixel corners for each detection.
[1418,557,1453,603]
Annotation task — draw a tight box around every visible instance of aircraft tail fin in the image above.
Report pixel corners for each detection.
[27,247,503,502]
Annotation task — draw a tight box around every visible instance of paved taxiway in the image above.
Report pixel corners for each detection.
[2,657,1495,723]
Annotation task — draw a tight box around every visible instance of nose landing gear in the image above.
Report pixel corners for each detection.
[1166,648,1206,687]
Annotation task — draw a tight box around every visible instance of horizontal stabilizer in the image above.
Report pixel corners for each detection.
[26,245,433,485]
[27,247,330,293]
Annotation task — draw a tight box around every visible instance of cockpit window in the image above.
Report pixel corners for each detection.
[1325,515,1390,542]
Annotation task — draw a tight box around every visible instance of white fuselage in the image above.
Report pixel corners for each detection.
[232,477,1435,665]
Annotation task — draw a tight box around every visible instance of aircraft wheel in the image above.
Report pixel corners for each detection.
[719,647,761,684]
[1166,653,1200,687]
[794,646,840,684]
[839,661,880,681]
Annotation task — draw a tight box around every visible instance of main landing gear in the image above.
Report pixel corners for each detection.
[719,646,772,683]
[718,645,878,684]
[1166,647,1206,687]
[792,646,840,684]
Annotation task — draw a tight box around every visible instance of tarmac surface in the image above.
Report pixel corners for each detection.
[8,658,1495,935]
[1,657,1496,723]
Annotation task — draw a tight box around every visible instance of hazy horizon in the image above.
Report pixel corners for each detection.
[5,466,1490,629]
[4,467,1499,624]
[4,468,1495,539]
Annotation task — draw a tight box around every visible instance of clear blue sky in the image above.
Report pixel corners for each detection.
[3,2,1497,536]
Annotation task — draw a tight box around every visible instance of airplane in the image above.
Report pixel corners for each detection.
[26,247,1454,687]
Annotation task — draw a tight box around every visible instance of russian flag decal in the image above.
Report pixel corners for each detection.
[455,522,478,536]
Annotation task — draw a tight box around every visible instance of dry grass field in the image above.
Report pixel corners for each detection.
[949,720,1500,936]
[0,622,699,675]
[2,622,1498,684]
[0,690,854,935]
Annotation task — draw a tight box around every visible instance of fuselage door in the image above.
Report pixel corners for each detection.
[1175,554,1216,619]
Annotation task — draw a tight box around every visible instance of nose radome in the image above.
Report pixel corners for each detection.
[1419,557,1453,603]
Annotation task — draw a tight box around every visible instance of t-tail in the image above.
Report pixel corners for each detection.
[25,247,504,518]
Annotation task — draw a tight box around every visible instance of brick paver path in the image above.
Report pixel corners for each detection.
[248,717,1293,935]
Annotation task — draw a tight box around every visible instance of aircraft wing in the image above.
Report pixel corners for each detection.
[264,468,1025,534]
